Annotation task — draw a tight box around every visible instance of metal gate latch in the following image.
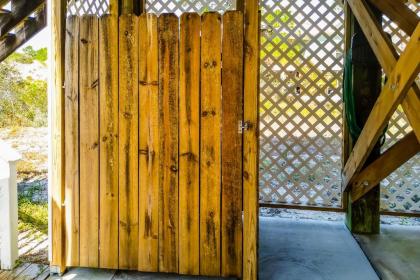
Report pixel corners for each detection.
[238,120,252,134]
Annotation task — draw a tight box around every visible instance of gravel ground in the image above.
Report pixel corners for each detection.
[0,127,48,201]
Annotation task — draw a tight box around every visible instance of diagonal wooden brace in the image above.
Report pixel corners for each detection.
[367,0,418,35]
[351,131,420,202]
[342,22,420,191]
[347,0,420,143]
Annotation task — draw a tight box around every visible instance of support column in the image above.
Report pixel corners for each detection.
[344,6,382,234]
[50,0,67,275]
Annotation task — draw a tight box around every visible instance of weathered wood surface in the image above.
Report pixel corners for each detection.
[178,12,200,276]
[158,14,179,273]
[342,22,420,190]
[351,132,420,202]
[99,14,119,269]
[79,15,100,268]
[221,10,244,278]
[118,14,139,270]
[200,12,222,276]
[240,0,260,278]
[0,263,49,280]
[344,10,382,234]
[60,11,248,278]
[138,13,159,272]
[50,0,67,273]
[366,0,418,35]
[0,4,46,62]
[64,15,79,267]
[0,0,44,37]
[346,0,420,142]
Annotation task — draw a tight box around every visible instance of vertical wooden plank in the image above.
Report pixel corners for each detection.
[158,13,179,273]
[64,15,79,267]
[119,14,139,270]
[138,13,159,272]
[221,11,244,278]
[79,15,100,268]
[50,0,67,273]
[121,0,134,14]
[109,0,119,17]
[200,12,222,277]
[179,12,200,276]
[99,14,119,269]
[241,0,259,279]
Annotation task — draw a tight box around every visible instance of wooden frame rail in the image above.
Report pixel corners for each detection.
[342,21,420,190]
[351,132,420,202]
[366,0,417,35]
[346,0,420,143]
[342,0,420,195]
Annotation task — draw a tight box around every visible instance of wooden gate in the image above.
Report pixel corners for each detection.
[63,11,247,277]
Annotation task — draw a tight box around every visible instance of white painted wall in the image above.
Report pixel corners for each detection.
[0,140,21,270]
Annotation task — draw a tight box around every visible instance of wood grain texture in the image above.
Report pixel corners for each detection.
[79,15,99,268]
[179,12,200,276]
[366,0,418,35]
[344,14,382,234]
[241,0,259,279]
[64,15,79,267]
[347,0,420,142]
[99,14,119,269]
[221,11,244,278]
[200,12,222,276]
[158,14,179,273]
[342,23,420,190]
[51,0,66,273]
[138,13,159,272]
[351,132,420,202]
[119,14,139,270]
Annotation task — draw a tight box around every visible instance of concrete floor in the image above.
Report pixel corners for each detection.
[48,217,380,280]
[355,224,420,280]
[259,217,378,280]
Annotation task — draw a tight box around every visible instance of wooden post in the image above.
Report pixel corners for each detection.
[120,0,144,14]
[49,0,67,275]
[239,0,259,279]
[344,6,381,234]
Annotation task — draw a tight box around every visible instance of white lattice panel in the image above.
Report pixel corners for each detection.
[259,0,344,208]
[67,0,109,16]
[146,0,235,15]
[380,4,420,213]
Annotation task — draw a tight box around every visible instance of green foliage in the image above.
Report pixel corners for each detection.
[0,51,47,127]
[18,197,48,234]
[8,46,48,64]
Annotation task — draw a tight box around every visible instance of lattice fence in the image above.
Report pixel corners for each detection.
[67,0,235,15]
[145,0,235,15]
[259,0,344,208]
[67,0,109,16]
[380,3,420,213]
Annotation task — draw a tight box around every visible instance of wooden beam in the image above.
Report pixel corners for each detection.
[50,0,67,275]
[366,0,418,35]
[240,0,259,279]
[347,0,420,142]
[0,5,46,62]
[342,22,420,191]
[0,0,45,38]
[351,132,420,202]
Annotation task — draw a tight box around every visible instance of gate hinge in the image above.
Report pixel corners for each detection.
[238,120,253,134]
